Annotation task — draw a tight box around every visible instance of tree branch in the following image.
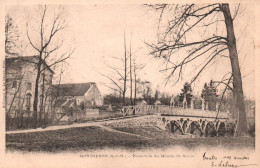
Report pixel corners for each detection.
[190,48,228,84]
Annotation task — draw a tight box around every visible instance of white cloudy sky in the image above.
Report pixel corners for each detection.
[6,4,255,98]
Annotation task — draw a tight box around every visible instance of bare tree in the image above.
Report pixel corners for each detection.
[128,35,146,106]
[100,56,128,105]
[123,32,127,106]
[100,70,124,98]
[133,59,137,105]
[100,33,129,106]
[5,14,20,55]
[51,66,63,117]
[129,33,133,105]
[146,4,248,136]
[133,58,145,105]
[102,33,145,107]
[26,5,74,128]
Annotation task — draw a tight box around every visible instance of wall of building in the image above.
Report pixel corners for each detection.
[75,96,85,109]
[84,84,103,107]
[5,60,53,116]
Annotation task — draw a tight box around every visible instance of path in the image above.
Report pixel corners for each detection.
[6,115,154,135]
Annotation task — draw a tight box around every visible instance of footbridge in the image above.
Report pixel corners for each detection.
[122,105,232,136]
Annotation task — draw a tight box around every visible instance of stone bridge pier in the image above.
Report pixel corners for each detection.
[161,116,227,137]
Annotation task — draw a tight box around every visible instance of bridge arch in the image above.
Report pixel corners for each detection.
[160,117,228,137]
[216,122,226,136]
[182,119,191,133]
[205,121,217,137]
[186,120,203,135]
[169,120,184,134]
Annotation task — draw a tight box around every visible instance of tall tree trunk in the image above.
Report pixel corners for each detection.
[33,56,42,128]
[39,69,45,127]
[129,33,133,105]
[221,4,248,136]
[134,59,137,106]
[52,68,62,121]
[123,32,127,106]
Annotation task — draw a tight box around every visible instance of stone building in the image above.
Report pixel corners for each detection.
[5,56,54,117]
[52,82,103,115]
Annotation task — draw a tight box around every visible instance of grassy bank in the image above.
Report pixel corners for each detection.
[6,125,255,152]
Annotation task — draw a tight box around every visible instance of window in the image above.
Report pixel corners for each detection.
[77,99,80,105]
[27,82,32,90]
[12,81,17,88]
[39,94,45,111]
[39,94,44,105]
[26,93,32,108]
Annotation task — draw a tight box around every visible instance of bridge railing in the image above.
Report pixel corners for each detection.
[122,105,155,116]
[159,108,228,119]
[122,105,228,119]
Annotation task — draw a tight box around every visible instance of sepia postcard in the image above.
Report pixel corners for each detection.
[0,0,259,168]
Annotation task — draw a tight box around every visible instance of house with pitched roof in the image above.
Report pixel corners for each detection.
[52,82,103,117]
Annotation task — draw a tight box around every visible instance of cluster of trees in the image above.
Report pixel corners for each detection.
[103,81,162,106]
[174,80,228,112]
[179,82,193,108]
[158,92,171,105]
[201,80,218,111]
[104,79,179,106]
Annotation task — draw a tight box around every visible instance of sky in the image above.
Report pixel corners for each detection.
[6,4,255,99]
